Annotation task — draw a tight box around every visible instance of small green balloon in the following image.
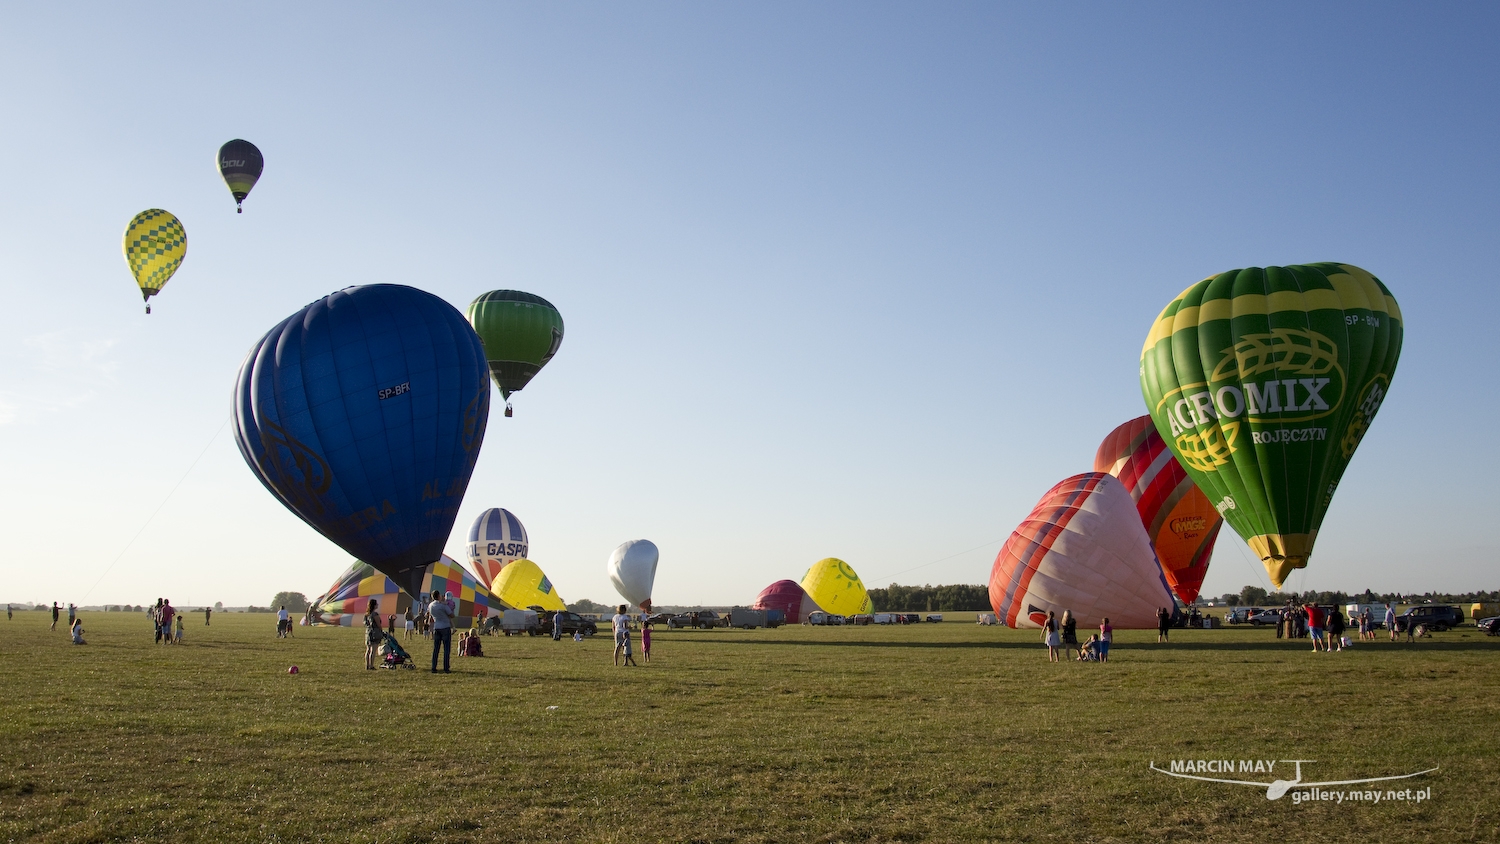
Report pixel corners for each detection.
[466,290,564,401]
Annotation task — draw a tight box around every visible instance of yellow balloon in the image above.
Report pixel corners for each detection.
[490,558,565,612]
[799,557,872,616]
[122,209,186,313]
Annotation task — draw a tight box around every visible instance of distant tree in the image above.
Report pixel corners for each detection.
[568,598,606,613]
[214,601,224,611]
[269,592,309,612]
[1219,593,1241,607]
[1240,585,1268,606]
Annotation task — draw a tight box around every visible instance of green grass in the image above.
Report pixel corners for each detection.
[2,612,1497,843]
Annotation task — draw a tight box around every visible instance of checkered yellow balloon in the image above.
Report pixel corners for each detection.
[123,209,186,313]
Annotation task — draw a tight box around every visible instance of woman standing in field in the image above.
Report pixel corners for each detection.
[1060,611,1078,661]
[1042,610,1060,662]
[1098,618,1112,662]
[364,599,382,670]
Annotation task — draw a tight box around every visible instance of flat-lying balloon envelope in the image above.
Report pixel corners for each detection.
[608,540,659,612]
[491,558,566,612]
[800,558,872,617]
[309,555,497,629]
[233,284,490,597]
[1094,415,1222,604]
[989,473,1175,629]
[751,580,822,624]
[467,508,529,589]
[1140,263,1402,587]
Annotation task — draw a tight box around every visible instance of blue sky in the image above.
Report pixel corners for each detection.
[1,3,1495,607]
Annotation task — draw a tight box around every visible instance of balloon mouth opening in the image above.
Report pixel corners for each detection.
[1249,533,1316,588]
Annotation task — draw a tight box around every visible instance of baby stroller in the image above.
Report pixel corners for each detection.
[380,631,415,670]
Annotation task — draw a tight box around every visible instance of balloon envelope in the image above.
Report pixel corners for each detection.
[466,290,564,400]
[466,508,529,589]
[123,209,186,310]
[607,540,659,612]
[989,473,1175,629]
[233,284,490,597]
[1094,415,1223,604]
[1140,263,1402,587]
[751,580,821,624]
[217,139,264,211]
[799,558,872,617]
[491,558,566,612]
[310,555,497,629]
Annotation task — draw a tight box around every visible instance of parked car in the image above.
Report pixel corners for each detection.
[668,610,720,629]
[900,613,922,624]
[1224,607,1264,625]
[925,614,944,623]
[540,611,597,637]
[806,612,845,626]
[1399,605,1463,633]
[1477,616,1500,635]
[1246,609,1282,626]
[872,613,895,625]
[643,612,673,626]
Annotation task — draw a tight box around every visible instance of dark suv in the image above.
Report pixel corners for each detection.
[1399,606,1463,633]
[540,611,597,637]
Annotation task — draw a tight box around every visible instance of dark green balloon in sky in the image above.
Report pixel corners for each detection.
[218,139,263,213]
[466,290,564,403]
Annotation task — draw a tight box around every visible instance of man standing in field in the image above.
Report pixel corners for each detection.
[160,600,176,646]
[429,591,455,673]
[1303,602,1325,653]
[205,606,211,626]
[51,602,59,631]
[612,605,631,666]
[1385,603,1398,642]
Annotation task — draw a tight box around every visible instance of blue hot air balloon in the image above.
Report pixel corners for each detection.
[233,284,491,596]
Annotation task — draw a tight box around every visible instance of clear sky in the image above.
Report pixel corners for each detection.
[2,3,1496,608]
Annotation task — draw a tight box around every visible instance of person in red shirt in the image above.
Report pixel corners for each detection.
[1303,603,1326,653]
[159,600,176,646]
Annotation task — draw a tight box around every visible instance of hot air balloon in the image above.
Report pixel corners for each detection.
[123,209,186,314]
[989,473,1175,629]
[1094,416,1223,604]
[309,556,497,628]
[751,580,822,624]
[1140,263,1402,588]
[490,558,566,612]
[607,540,659,612]
[233,284,490,598]
[466,291,564,417]
[800,558,872,617]
[466,508,529,588]
[217,139,264,213]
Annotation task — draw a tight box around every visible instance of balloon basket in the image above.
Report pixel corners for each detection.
[504,403,513,418]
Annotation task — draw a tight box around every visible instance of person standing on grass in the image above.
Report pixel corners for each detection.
[1098,618,1113,662]
[205,605,211,626]
[1060,611,1078,661]
[612,605,631,666]
[51,602,59,631]
[1042,610,1060,662]
[1328,607,1346,651]
[67,604,76,629]
[6,604,11,621]
[387,614,396,637]
[174,611,185,644]
[1304,602,1325,652]
[364,599,382,670]
[276,605,290,638]
[429,591,455,673]
[1156,607,1171,643]
[1385,603,1398,642]
[404,607,415,641]
[552,611,564,642]
[641,622,652,664]
[160,600,176,646]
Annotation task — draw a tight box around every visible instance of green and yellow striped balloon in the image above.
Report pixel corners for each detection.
[1139,263,1402,588]
[466,290,565,404]
[122,209,186,314]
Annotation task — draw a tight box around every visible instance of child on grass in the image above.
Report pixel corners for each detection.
[71,618,86,645]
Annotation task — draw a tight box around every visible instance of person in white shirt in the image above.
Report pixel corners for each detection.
[612,605,631,667]
[276,606,290,638]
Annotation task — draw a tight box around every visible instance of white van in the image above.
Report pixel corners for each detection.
[501,608,539,636]
[872,613,895,625]
[976,613,998,626]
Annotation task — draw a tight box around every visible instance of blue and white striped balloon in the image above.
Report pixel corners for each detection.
[467,508,529,588]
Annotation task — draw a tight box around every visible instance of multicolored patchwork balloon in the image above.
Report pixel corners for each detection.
[309,555,497,629]
[1094,416,1222,604]
[989,473,1174,629]
[1140,263,1402,587]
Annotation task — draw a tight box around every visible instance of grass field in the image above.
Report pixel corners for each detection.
[2,611,1497,843]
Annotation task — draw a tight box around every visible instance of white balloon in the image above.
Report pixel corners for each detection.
[607,540,659,611]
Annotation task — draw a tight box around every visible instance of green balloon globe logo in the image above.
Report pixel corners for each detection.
[1139,263,1402,588]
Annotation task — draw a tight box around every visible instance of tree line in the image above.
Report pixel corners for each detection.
[867,584,991,612]
[1217,586,1499,607]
